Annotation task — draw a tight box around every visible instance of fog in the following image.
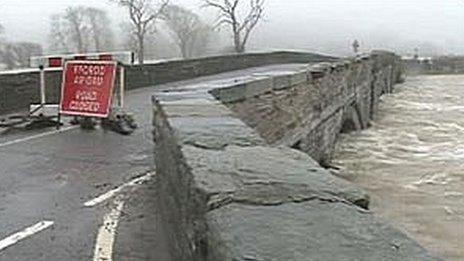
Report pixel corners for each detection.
[2,0,463,56]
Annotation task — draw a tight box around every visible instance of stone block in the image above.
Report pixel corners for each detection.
[208,202,438,261]
[272,74,292,90]
[161,101,231,118]
[209,84,247,103]
[290,71,308,86]
[244,77,273,98]
[309,69,325,79]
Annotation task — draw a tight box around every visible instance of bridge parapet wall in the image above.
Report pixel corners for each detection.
[0,51,337,115]
[152,51,439,260]
[225,51,404,164]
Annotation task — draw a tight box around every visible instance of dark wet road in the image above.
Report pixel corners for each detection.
[0,64,307,261]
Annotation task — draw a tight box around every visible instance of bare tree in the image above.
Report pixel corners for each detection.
[0,24,44,70]
[49,6,115,53]
[1,42,43,69]
[64,7,88,53]
[86,8,115,52]
[112,0,169,64]
[203,0,264,53]
[163,5,211,58]
[49,14,70,53]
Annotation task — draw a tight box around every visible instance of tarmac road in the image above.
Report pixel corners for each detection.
[0,64,307,261]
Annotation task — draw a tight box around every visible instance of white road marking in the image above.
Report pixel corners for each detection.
[0,126,77,148]
[0,221,54,252]
[93,200,124,261]
[84,172,154,208]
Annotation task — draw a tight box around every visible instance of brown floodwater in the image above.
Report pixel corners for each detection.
[333,75,464,260]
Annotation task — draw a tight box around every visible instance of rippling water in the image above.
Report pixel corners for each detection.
[333,75,464,260]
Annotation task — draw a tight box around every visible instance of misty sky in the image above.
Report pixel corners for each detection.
[2,0,464,56]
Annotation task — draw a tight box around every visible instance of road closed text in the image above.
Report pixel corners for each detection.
[68,90,100,113]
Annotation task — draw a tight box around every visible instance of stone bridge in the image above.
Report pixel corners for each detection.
[0,51,439,260]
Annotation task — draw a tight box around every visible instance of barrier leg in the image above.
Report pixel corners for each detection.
[119,66,125,109]
[39,66,46,113]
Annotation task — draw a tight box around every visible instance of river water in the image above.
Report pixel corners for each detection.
[333,75,464,260]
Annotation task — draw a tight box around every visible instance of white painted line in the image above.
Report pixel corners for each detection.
[93,200,124,261]
[84,172,154,208]
[0,221,54,252]
[0,126,77,148]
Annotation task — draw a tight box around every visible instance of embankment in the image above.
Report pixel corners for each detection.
[406,56,464,75]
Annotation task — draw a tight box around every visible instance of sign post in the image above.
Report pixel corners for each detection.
[59,61,117,119]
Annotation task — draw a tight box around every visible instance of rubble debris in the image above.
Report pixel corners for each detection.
[101,111,138,136]
[0,114,61,135]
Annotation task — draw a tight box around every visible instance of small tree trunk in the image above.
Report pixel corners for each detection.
[138,34,145,64]
[180,42,188,59]
[94,37,101,52]
[77,35,85,53]
[237,44,245,53]
[234,33,242,53]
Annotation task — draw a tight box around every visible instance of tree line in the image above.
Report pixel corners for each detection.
[0,24,43,70]
[0,0,265,69]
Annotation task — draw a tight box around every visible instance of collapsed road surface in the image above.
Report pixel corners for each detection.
[0,64,308,261]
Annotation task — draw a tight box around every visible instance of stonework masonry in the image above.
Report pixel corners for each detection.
[226,51,404,164]
[152,51,439,260]
[0,51,337,115]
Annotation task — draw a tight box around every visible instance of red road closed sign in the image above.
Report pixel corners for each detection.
[60,61,117,118]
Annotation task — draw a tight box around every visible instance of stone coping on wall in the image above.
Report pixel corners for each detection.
[152,54,440,260]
